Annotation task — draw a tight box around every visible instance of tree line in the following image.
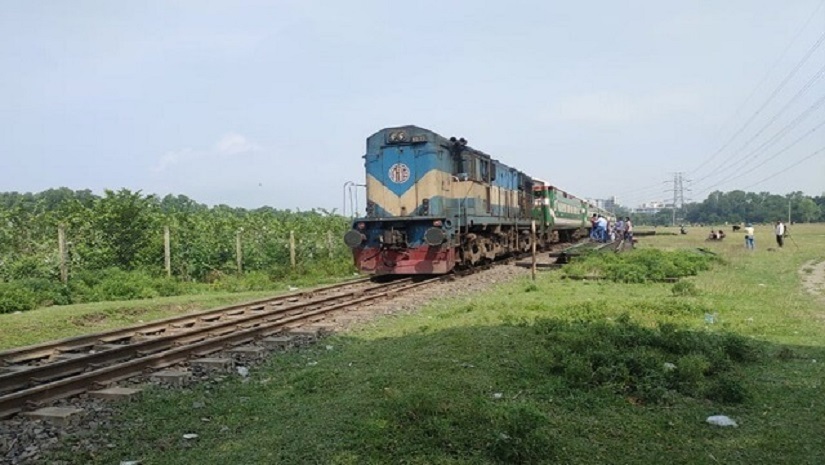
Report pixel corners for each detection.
[0,188,354,312]
[624,190,824,226]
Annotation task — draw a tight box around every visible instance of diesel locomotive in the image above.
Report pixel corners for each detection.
[343,125,610,275]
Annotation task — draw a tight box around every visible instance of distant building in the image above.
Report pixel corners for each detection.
[587,196,617,211]
[633,201,673,214]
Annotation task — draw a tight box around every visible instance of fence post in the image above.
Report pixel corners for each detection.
[164,225,171,277]
[531,221,537,281]
[58,224,68,284]
[236,230,243,275]
[290,230,296,269]
[327,230,334,259]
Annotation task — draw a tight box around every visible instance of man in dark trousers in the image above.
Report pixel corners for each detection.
[775,220,785,248]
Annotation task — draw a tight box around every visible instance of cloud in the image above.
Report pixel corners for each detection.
[215,132,260,156]
[153,132,261,172]
[542,91,701,124]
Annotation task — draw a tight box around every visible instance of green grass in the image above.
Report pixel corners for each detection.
[0,274,359,350]
[48,224,825,464]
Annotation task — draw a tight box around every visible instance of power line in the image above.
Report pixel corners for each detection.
[742,145,825,190]
[689,0,825,177]
[690,28,825,179]
[695,64,825,184]
[694,117,825,197]
[692,92,825,192]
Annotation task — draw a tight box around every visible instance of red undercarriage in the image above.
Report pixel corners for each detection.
[354,246,456,275]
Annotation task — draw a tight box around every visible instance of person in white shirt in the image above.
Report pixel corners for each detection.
[774,221,785,248]
[744,223,755,250]
[596,215,608,242]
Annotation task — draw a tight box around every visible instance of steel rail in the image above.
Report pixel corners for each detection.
[0,277,434,419]
[0,278,411,397]
[0,277,372,365]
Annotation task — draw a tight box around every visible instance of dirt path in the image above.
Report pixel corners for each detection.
[799,259,825,312]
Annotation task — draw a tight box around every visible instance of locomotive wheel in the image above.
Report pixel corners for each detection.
[481,237,496,260]
[461,242,483,265]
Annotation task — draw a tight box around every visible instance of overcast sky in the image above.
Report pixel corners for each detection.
[1,0,824,211]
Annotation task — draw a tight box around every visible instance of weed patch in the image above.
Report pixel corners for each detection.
[534,316,759,404]
[563,249,719,283]
[671,280,700,296]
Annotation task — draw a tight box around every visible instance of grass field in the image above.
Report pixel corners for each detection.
[45,224,825,464]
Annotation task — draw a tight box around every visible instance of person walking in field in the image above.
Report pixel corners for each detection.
[744,223,755,250]
[774,220,785,248]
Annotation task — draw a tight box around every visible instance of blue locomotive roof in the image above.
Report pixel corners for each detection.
[365,125,524,177]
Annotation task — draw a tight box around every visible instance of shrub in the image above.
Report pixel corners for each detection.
[95,269,159,300]
[16,278,72,306]
[563,249,719,283]
[5,255,56,281]
[671,281,700,296]
[534,317,758,404]
[0,283,38,313]
[211,271,276,292]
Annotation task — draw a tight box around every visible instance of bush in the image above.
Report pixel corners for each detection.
[4,255,56,281]
[671,281,700,296]
[211,271,277,292]
[563,249,719,283]
[534,317,758,404]
[16,278,72,306]
[0,282,38,313]
[94,269,159,300]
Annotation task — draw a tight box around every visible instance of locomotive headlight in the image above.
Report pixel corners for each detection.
[424,227,446,246]
[388,130,408,143]
[344,230,366,248]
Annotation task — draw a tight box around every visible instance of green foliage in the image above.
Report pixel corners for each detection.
[671,280,699,296]
[563,249,718,283]
[210,271,275,292]
[683,190,823,225]
[16,278,72,306]
[0,282,38,313]
[0,188,355,311]
[627,190,823,225]
[536,317,759,404]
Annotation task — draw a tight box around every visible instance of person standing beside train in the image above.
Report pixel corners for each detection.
[596,215,608,242]
[590,214,599,241]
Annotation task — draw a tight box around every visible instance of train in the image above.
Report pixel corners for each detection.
[343,125,613,275]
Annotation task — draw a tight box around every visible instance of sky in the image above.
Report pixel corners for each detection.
[1,0,824,212]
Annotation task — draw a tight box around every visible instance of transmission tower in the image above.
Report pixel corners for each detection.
[667,172,689,226]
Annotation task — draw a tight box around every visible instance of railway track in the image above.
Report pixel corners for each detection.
[0,276,435,419]
[0,241,583,420]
